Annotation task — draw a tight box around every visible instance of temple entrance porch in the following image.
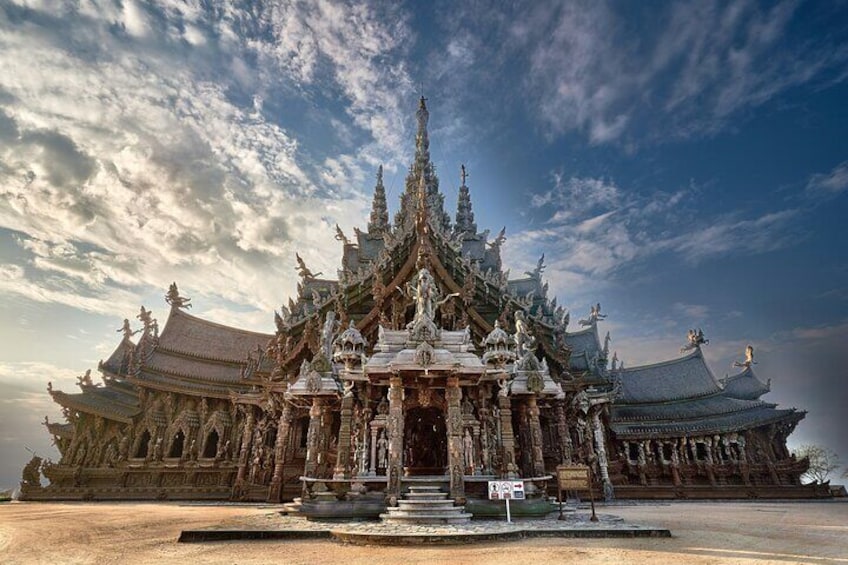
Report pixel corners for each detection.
[403,406,447,475]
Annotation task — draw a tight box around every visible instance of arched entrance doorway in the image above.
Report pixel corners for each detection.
[404,406,447,475]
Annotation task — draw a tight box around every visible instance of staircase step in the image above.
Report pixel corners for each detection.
[397,499,457,508]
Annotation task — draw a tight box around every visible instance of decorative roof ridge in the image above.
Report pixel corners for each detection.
[565,326,597,337]
[720,366,755,383]
[618,347,703,372]
[166,307,274,339]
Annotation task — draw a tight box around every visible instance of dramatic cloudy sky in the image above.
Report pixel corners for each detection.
[1,0,847,488]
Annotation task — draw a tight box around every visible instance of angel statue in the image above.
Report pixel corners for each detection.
[733,345,756,368]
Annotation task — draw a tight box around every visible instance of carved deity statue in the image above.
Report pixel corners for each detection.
[513,310,536,357]
[463,429,474,470]
[377,430,388,470]
[321,311,340,360]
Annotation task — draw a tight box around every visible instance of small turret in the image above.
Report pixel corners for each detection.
[454,164,477,236]
[368,165,389,235]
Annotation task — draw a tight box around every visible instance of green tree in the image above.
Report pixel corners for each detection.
[794,444,841,483]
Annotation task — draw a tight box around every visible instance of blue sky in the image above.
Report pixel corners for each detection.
[1,0,847,489]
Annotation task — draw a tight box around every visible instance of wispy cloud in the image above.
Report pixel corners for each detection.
[0,1,414,329]
[506,174,800,307]
[508,0,848,144]
[806,160,848,197]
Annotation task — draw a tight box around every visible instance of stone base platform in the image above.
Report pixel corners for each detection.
[179,513,671,545]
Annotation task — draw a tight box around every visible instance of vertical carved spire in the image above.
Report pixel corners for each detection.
[368,165,389,235]
[415,96,430,165]
[454,164,477,236]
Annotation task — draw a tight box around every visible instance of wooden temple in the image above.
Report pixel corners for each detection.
[21,98,828,514]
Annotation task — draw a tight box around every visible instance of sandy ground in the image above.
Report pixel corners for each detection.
[1,500,846,564]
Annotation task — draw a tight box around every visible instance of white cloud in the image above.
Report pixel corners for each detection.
[806,161,848,197]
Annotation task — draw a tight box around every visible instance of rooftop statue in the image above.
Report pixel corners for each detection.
[295,253,322,280]
[165,282,192,310]
[334,224,349,245]
[579,302,607,327]
[681,328,709,353]
[733,344,756,368]
[117,318,138,341]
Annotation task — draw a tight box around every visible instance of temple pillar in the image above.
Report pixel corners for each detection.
[369,424,379,476]
[386,376,404,504]
[268,401,293,502]
[498,393,518,478]
[555,399,573,463]
[526,395,545,476]
[302,397,324,496]
[234,407,255,495]
[446,376,465,502]
[333,392,355,479]
[591,410,614,501]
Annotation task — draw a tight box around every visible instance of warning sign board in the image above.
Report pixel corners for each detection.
[488,481,521,500]
[488,481,526,500]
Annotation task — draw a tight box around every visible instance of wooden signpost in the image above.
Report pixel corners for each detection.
[556,465,597,522]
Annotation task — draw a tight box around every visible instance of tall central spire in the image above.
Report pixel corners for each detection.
[415,96,430,165]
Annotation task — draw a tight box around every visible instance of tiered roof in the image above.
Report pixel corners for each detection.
[609,349,802,439]
[720,367,771,400]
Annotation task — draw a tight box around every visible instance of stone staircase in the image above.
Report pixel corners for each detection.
[380,486,472,525]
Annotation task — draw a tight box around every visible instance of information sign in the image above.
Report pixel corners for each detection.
[556,465,590,490]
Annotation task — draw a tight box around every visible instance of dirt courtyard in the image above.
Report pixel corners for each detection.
[0,500,846,564]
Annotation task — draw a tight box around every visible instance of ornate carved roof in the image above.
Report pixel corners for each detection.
[614,350,721,404]
[156,308,272,364]
[50,384,140,423]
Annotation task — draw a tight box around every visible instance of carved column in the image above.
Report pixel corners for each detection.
[591,409,614,501]
[498,392,518,478]
[446,376,465,502]
[386,375,404,504]
[369,424,379,476]
[234,407,255,493]
[268,401,293,502]
[333,391,355,479]
[526,395,546,476]
[555,399,573,463]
